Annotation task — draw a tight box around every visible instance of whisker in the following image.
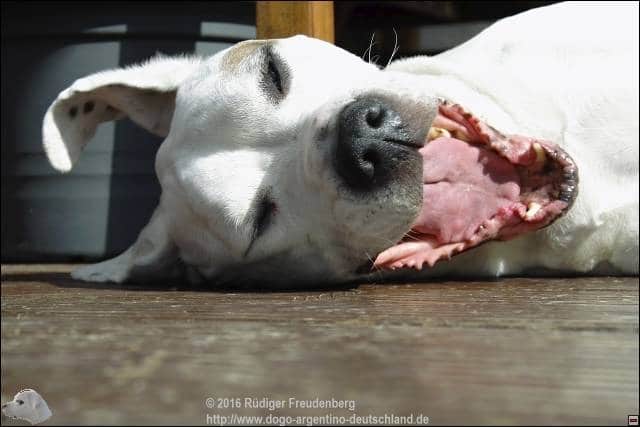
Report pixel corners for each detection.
[364,250,385,281]
[362,32,377,64]
[401,230,425,242]
[386,28,399,68]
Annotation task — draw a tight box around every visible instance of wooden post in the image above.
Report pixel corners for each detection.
[256,1,334,43]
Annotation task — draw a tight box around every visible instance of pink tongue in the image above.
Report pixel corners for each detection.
[414,137,521,243]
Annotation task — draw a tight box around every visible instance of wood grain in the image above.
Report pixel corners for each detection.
[256,1,334,43]
[1,264,638,425]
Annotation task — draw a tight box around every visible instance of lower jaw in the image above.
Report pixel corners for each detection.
[374,101,578,271]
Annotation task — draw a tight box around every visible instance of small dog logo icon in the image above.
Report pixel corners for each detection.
[1,389,52,425]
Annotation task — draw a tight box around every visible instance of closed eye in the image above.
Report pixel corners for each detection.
[267,56,283,94]
[244,195,277,257]
[254,197,277,239]
[260,46,289,102]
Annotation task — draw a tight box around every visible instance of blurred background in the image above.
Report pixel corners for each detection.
[1,1,557,262]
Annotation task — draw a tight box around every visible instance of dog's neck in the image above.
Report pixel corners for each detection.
[23,405,52,425]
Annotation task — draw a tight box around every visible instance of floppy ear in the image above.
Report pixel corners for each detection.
[29,394,38,410]
[42,54,202,172]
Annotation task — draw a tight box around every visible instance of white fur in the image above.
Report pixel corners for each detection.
[386,1,639,276]
[2,389,52,425]
[43,2,638,286]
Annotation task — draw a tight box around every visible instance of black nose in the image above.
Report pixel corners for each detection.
[334,96,418,191]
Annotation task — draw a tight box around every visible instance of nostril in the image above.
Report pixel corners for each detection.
[361,149,380,179]
[362,149,379,166]
[365,105,383,128]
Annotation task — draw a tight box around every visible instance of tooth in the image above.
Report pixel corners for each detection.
[525,202,542,220]
[427,127,451,141]
[533,143,546,165]
[451,129,470,142]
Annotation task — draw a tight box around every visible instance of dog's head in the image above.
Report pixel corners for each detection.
[43,36,577,287]
[43,36,436,286]
[1,389,52,424]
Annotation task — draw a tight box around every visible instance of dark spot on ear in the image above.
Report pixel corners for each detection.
[69,106,78,118]
[83,101,95,114]
[106,105,116,113]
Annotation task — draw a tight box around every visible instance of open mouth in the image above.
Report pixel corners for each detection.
[374,101,579,270]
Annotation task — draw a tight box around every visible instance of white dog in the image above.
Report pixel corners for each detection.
[42,2,638,287]
[1,389,52,425]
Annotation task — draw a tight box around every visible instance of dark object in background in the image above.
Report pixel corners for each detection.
[1,1,256,261]
[335,1,557,60]
[1,1,556,262]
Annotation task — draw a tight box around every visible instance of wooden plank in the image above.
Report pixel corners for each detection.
[1,264,638,425]
[256,1,334,43]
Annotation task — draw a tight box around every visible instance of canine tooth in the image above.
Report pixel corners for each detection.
[525,202,542,220]
[427,127,451,141]
[533,143,546,165]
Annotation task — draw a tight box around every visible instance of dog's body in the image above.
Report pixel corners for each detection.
[385,1,639,277]
[43,2,638,287]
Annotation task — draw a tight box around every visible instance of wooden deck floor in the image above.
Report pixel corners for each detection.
[1,264,638,425]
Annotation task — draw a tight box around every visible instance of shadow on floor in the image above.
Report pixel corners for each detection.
[0,271,360,293]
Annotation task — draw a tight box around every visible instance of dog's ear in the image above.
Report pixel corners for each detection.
[29,394,38,410]
[42,54,201,172]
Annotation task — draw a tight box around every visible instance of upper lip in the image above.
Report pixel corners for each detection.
[383,137,424,149]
